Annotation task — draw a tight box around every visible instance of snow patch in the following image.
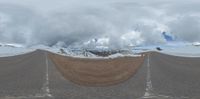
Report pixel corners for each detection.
[0,47,35,57]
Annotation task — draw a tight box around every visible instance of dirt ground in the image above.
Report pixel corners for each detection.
[49,54,145,86]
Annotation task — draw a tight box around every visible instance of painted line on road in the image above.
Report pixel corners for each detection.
[141,54,174,99]
[1,52,53,99]
[42,52,53,97]
[141,53,174,99]
[142,54,155,98]
[140,53,189,99]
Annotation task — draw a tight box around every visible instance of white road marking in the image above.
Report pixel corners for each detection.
[140,54,188,99]
[43,52,52,97]
[2,94,49,99]
[142,54,155,98]
[13,52,54,98]
[2,52,53,99]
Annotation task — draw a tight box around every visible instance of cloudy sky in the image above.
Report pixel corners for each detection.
[0,0,200,48]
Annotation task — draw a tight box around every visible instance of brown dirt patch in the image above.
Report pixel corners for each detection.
[49,53,145,86]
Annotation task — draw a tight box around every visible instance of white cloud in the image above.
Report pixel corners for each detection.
[0,0,200,48]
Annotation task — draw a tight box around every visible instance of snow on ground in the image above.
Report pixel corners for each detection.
[108,53,141,59]
[134,43,200,57]
[0,47,35,57]
[53,49,141,59]
[0,44,56,57]
[162,45,200,57]
[1,42,200,58]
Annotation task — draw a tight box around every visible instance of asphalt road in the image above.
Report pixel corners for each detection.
[148,52,200,99]
[0,50,146,99]
[1,50,200,99]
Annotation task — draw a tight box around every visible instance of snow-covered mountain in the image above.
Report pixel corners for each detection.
[1,40,200,58]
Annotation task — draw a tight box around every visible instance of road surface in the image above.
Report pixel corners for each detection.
[0,50,146,99]
[148,52,200,99]
[0,50,200,99]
